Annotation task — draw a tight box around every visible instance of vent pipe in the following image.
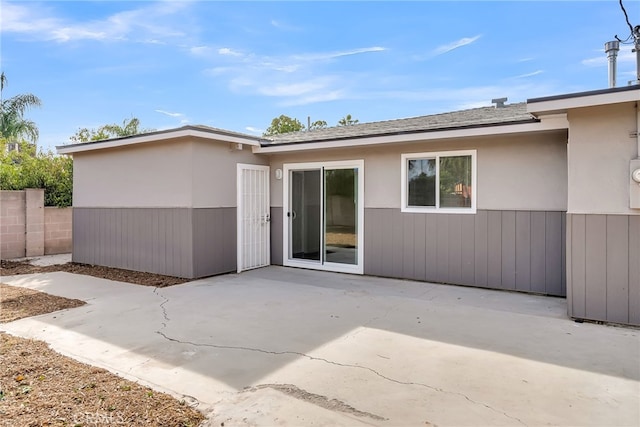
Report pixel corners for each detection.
[633,25,640,86]
[605,40,620,88]
[491,97,507,108]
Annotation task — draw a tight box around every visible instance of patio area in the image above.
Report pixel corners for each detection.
[1,266,638,426]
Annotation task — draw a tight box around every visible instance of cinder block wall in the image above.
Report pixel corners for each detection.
[44,207,72,255]
[0,191,27,259]
[25,189,45,257]
[0,189,73,260]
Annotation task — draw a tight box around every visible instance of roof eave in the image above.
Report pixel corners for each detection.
[527,85,640,116]
[56,126,263,155]
[254,118,565,154]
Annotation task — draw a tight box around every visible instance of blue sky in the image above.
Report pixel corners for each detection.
[1,1,639,151]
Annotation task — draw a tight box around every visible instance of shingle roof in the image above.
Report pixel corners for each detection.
[264,102,535,145]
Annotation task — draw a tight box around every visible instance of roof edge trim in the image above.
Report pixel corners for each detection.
[527,85,640,115]
[260,118,540,148]
[254,118,565,154]
[56,126,263,154]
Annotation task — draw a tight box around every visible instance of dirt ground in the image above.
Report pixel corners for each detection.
[0,260,189,287]
[0,283,205,427]
[0,332,205,427]
[0,283,85,323]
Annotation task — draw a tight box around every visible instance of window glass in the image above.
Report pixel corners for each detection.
[407,158,436,206]
[402,151,475,212]
[439,155,472,208]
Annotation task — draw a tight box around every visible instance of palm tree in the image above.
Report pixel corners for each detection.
[0,72,42,144]
[70,117,148,143]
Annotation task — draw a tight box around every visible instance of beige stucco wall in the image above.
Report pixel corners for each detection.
[191,140,268,208]
[73,138,266,208]
[567,102,640,215]
[268,131,568,211]
[73,139,194,208]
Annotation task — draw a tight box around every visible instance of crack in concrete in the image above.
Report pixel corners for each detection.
[152,286,525,426]
[155,330,526,426]
[153,287,170,329]
[247,383,387,421]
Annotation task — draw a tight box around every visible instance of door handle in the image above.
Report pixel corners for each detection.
[287,211,297,219]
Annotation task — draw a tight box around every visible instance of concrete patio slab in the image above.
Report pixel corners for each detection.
[1,266,638,426]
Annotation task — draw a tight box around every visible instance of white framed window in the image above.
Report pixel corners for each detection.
[401,150,476,214]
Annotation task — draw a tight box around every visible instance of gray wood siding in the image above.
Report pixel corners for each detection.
[364,209,566,296]
[192,208,237,278]
[73,207,194,278]
[567,214,640,326]
[74,207,237,279]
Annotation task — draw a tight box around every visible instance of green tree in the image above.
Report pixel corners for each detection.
[309,120,327,130]
[0,139,73,207]
[0,72,42,144]
[263,115,305,136]
[70,117,148,143]
[337,114,359,126]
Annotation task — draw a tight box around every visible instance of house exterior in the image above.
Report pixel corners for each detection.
[57,85,640,326]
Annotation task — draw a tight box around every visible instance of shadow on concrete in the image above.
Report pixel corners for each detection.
[2,266,638,393]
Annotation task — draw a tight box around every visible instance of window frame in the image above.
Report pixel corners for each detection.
[401,150,477,214]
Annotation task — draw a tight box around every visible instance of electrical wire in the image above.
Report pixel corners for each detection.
[615,0,637,44]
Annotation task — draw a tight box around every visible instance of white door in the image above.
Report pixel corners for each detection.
[237,164,270,272]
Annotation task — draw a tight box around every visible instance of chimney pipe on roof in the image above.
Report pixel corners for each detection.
[632,25,640,86]
[605,40,620,88]
[491,97,507,108]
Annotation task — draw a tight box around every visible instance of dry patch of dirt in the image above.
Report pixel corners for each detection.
[0,283,85,323]
[0,260,189,287]
[0,332,205,427]
[0,285,204,426]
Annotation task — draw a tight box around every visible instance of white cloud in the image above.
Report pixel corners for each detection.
[514,70,544,79]
[582,48,635,66]
[218,47,243,57]
[204,66,232,76]
[270,20,301,31]
[190,46,212,56]
[1,1,192,43]
[155,109,184,118]
[456,101,492,110]
[359,82,558,107]
[433,35,481,55]
[294,46,387,61]
[245,126,263,134]
[204,46,386,106]
[278,90,345,107]
[50,27,110,42]
[258,78,335,97]
[212,46,386,74]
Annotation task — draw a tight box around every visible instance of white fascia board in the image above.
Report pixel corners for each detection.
[253,120,567,154]
[57,129,260,155]
[527,89,640,116]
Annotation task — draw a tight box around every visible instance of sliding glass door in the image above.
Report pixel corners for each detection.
[290,170,321,261]
[284,160,364,274]
[324,168,358,265]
